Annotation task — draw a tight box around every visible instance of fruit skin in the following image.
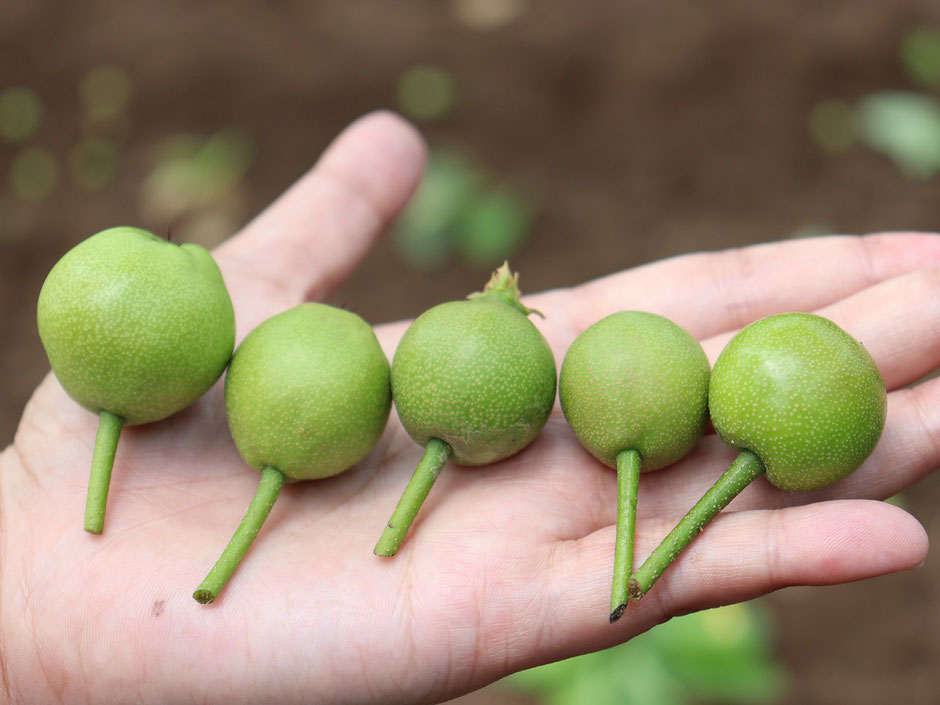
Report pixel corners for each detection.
[560,311,711,470]
[391,297,557,466]
[225,303,392,481]
[36,226,235,425]
[709,312,886,492]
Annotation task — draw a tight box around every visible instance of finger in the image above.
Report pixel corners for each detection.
[530,233,940,347]
[697,266,940,390]
[213,111,426,334]
[514,500,927,667]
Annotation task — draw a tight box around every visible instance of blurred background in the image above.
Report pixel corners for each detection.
[2,1,939,703]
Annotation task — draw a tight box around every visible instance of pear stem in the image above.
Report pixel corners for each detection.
[628,450,765,600]
[610,448,641,623]
[374,438,452,557]
[84,410,125,534]
[193,466,285,604]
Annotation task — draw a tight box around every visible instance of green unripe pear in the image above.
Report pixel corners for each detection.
[374,264,557,557]
[194,303,391,604]
[559,311,710,622]
[629,312,887,601]
[709,312,886,491]
[36,226,235,534]
[391,299,556,466]
[560,311,710,471]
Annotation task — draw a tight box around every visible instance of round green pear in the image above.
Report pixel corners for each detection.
[193,303,392,604]
[373,264,557,557]
[223,303,392,481]
[37,226,235,534]
[708,312,886,492]
[559,310,710,621]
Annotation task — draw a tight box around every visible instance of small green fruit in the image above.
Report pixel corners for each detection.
[224,303,392,480]
[194,303,391,604]
[559,311,710,622]
[36,226,235,534]
[37,226,234,425]
[391,298,557,466]
[374,264,557,556]
[560,311,710,471]
[628,312,887,600]
[709,312,886,491]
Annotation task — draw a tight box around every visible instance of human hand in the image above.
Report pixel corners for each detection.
[2,111,938,705]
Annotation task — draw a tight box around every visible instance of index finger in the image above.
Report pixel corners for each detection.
[529,233,940,348]
[213,111,426,336]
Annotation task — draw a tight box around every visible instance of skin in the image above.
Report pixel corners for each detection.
[1,112,940,705]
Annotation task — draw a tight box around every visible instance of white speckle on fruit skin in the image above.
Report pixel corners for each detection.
[709,312,886,492]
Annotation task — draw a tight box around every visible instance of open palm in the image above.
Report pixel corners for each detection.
[2,112,939,705]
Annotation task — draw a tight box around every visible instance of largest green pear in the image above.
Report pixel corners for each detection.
[37,226,235,533]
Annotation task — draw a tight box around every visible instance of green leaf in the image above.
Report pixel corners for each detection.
[454,189,532,267]
[9,147,58,202]
[0,87,42,143]
[504,602,785,705]
[900,26,940,89]
[856,92,940,178]
[808,99,856,153]
[392,151,481,269]
[396,65,458,121]
[68,139,121,192]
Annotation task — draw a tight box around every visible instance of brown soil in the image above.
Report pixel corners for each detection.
[2,2,939,703]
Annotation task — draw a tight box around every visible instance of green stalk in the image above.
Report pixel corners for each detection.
[84,410,125,534]
[193,466,286,604]
[628,450,765,600]
[374,438,452,557]
[610,448,641,623]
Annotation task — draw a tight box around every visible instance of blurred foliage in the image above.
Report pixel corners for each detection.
[811,25,940,179]
[394,150,533,270]
[0,65,252,247]
[139,130,255,247]
[788,222,833,239]
[885,492,908,509]
[856,92,940,178]
[68,138,121,193]
[506,602,785,705]
[80,65,133,121]
[397,65,458,121]
[80,65,132,145]
[1,66,130,204]
[451,0,527,30]
[0,87,42,143]
[900,25,940,89]
[9,147,58,202]
[807,99,855,154]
